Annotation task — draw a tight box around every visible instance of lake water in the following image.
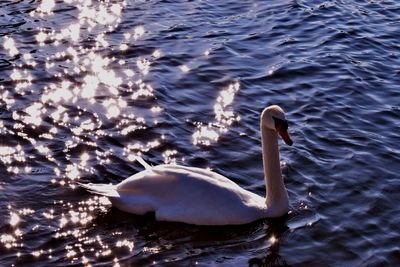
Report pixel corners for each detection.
[1,0,399,266]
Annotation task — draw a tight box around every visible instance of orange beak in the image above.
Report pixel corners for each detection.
[276,125,293,146]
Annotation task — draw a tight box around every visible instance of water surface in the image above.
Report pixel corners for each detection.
[1,0,400,266]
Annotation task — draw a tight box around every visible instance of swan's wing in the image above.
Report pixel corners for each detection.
[115,165,238,198]
[153,164,239,187]
[135,155,152,170]
[78,182,120,198]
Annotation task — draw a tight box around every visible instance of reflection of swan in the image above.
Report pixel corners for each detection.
[249,217,290,267]
[80,105,293,225]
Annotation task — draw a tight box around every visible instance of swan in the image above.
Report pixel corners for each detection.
[79,105,293,225]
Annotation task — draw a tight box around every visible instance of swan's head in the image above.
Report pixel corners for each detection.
[261,105,293,146]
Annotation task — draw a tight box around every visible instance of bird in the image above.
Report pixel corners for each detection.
[79,105,293,225]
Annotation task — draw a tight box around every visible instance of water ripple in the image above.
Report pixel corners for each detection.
[1,0,400,266]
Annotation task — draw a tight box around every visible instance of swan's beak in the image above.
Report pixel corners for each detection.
[276,122,293,146]
[278,128,293,146]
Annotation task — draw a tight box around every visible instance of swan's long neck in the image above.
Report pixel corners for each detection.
[261,122,289,215]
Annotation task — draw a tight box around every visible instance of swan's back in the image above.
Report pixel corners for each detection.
[110,165,267,225]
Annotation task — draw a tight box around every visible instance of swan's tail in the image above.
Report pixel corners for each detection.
[79,156,149,197]
[78,183,120,198]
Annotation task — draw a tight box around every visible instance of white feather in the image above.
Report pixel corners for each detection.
[79,105,291,225]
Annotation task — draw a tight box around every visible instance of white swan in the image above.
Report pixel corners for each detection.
[80,105,293,225]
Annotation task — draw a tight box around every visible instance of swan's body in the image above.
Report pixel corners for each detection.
[80,105,293,225]
[82,164,268,225]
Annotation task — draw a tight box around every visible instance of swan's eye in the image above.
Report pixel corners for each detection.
[272,117,288,131]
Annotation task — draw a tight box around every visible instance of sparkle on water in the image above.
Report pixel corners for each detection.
[0,1,251,264]
[0,0,328,265]
[0,1,163,264]
[192,81,241,146]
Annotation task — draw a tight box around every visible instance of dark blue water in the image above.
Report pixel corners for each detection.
[1,0,399,266]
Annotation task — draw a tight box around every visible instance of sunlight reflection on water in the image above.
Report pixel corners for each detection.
[1,0,251,265]
[0,1,149,263]
[192,81,240,146]
[1,0,399,265]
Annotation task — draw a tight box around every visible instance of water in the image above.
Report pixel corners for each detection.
[1,0,399,266]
